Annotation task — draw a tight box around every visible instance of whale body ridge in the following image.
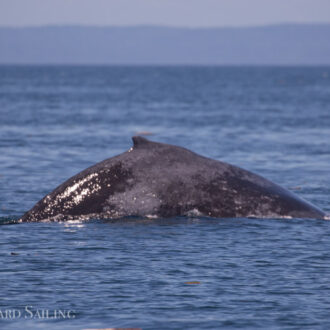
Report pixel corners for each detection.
[20,136,326,222]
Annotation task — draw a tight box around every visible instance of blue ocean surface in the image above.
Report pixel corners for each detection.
[0,66,330,329]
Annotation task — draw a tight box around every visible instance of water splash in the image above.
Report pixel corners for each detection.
[0,216,21,225]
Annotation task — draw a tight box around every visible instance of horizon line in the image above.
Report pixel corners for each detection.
[1,22,330,30]
[1,63,330,67]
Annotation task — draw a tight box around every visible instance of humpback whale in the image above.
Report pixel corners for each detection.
[20,136,325,222]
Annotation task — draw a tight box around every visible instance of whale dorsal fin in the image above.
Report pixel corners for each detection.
[132,136,151,148]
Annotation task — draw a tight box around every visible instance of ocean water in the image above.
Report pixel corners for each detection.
[0,66,330,329]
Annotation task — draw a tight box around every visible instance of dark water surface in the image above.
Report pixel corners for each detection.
[0,66,330,329]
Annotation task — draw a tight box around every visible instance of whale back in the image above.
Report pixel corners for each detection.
[20,136,325,222]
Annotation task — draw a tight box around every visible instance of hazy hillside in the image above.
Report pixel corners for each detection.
[0,24,329,65]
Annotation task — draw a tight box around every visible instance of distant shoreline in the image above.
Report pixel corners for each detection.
[1,24,329,65]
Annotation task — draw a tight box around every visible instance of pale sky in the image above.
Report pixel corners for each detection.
[0,0,330,27]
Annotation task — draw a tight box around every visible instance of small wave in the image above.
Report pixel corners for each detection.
[246,214,293,220]
[324,214,330,221]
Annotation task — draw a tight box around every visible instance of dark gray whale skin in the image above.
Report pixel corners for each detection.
[20,136,326,222]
